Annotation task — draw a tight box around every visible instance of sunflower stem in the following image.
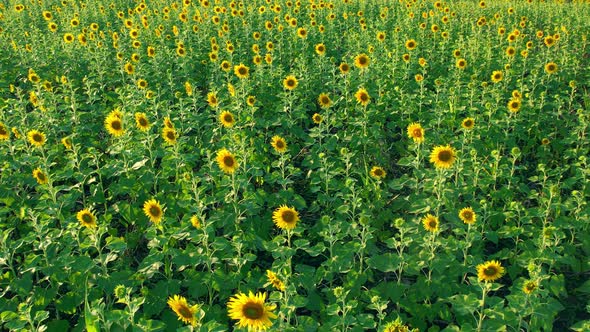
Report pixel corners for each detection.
[476,283,489,332]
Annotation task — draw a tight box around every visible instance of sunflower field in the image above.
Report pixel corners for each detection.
[1,0,590,331]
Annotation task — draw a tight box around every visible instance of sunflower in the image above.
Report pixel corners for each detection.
[544,62,558,75]
[27,129,46,147]
[105,114,124,137]
[422,214,439,232]
[461,117,475,130]
[312,113,323,124]
[407,123,424,143]
[354,88,370,106]
[190,215,201,228]
[296,27,307,38]
[61,137,73,149]
[507,98,521,113]
[272,205,299,230]
[266,270,286,291]
[227,291,276,331]
[544,36,555,47]
[339,62,350,75]
[456,58,467,69]
[491,70,503,83]
[162,127,177,145]
[63,33,75,43]
[523,280,538,294]
[317,93,332,108]
[505,46,516,57]
[219,111,235,128]
[167,295,199,326]
[133,113,150,131]
[405,39,417,51]
[429,145,456,169]
[164,116,174,129]
[206,92,219,107]
[283,75,298,91]
[369,166,386,180]
[32,168,48,185]
[459,207,476,224]
[271,136,287,154]
[315,43,326,56]
[77,208,97,229]
[354,53,370,69]
[415,74,424,82]
[136,79,148,89]
[234,63,250,79]
[476,260,505,282]
[0,123,10,140]
[143,198,163,224]
[376,31,386,42]
[246,96,256,107]
[402,53,410,63]
[216,149,238,174]
[124,62,135,75]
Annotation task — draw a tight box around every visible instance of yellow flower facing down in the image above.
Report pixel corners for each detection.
[477,260,505,282]
[459,207,476,224]
[227,291,277,331]
[266,270,286,291]
[168,295,199,326]
[370,166,386,180]
[27,129,46,147]
[77,208,97,229]
[422,214,439,232]
[143,198,163,224]
[270,136,287,154]
[32,168,48,185]
[429,145,456,169]
[407,123,424,143]
[216,149,238,174]
[272,205,299,230]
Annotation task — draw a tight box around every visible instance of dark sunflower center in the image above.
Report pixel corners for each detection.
[224,114,233,122]
[525,283,536,291]
[318,46,325,52]
[282,210,295,223]
[321,97,330,104]
[314,115,321,121]
[33,134,43,142]
[139,118,147,126]
[359,57,367,65]
[0,127,7,135]
[462,211,473,220]
[287,79,295,87]
[428,220,437,228]
[412,128,422,137]
[459,61,465,66]
[223,63,230,69]
[408,42,415,48]
[511,101,519,108]
[548,65,555,71]
[342,65,349,71]
[374,169,383,176]
[37,172,46,181]
[223,156,235,167]
[82,213,93,223]
[484,266,497,276]
[360,93,368,101]
[178,305,193,319]
[494,74,501,80]
[242,303,263,319]
[149,206,161,217]
[438,150,452,162]
[464,120,473,127]
[238,67,247,75]
[275,140,285,149]
[166,131,175,140]
[111,120,122,130]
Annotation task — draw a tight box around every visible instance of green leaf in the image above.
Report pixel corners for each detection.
[367,253,401,272]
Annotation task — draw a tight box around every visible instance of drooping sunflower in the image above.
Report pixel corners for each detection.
[312,113,323,124]
[354,53,370,69]
[143,198,163,224]
[544,62,558,75]
[0,123,10,140]
[27,129,46,147]
[77,208,97,229]
[266,270,286,291]
[105,114,124,137]
[216,149,238,174]
[369,166,386,180]
[271,136,287,154]
[461,117,475,130]
[523,280,538,294]
[491,70,503,83]
[32,168,48,185]
[422,214,439,232]
[317,93,332,109]
[272,205,299,230]
[459,207,476,224]
[61,137,73,149]
[429,145,456,169]
[227,291,276,331]
[234,63,250,79]
[476,260,505,282]
[167,295,199,326]
[283,75,298,91]
[407,123,425,143]
[507,98,521,113]
[219,111,235,128]
[354,88,370,106]
[162,127,177,145]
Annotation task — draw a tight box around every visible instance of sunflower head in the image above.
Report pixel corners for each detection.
[227,291,277,331]
[407,123,424,143]
[354,53,370,69]
[339,62,350,75]
[271,136,287,154]
[216,148,238,174]
[234,63,250,79]
[134,112,150,131]
[370,166,386,180]
[0,123,10,141]
[461,117,475,130]
[32,168,48,185]
[405,39,417,50]
[27,129,46,147]
[422,214,439,232]
[544,62,558,75]
[508,98,521,113]
[162,127,177,145]
[459,207,476,224]
[491,70,503,83]
[456,58,467,69]
[477,260,505,282]
[143,198,163,224]
[523,280,538,294]
[168,295,199,326]
[429,145,456,169]
[266,270,286,291]
[312,113,323,124]
[283,75,298,91]
[354,88,370,106]
[272,205,299,230]
[317,93,332,109]
[105,114,124,137]
[77,208,97,229]
[315,43,326,56]
[207,92,219,107]
[219,111,235,128]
